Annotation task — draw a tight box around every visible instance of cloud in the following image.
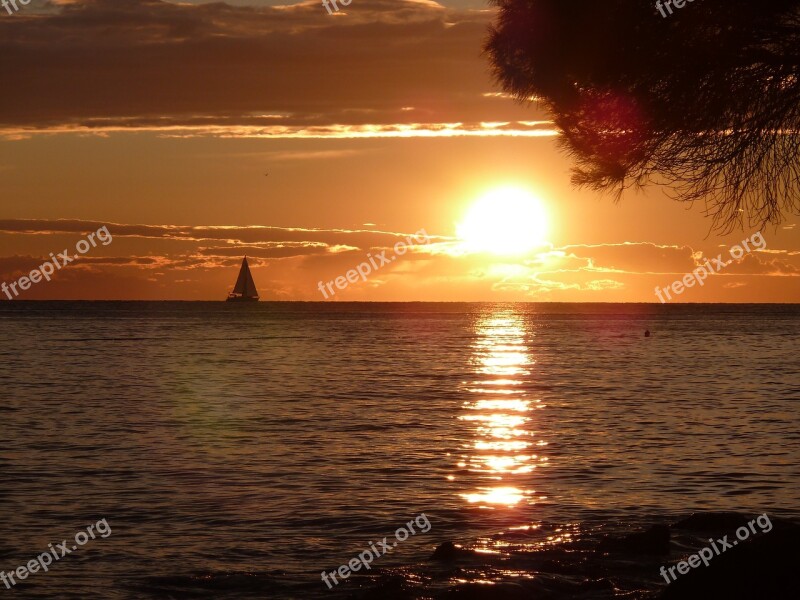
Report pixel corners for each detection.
[244,149,365,162]
[723,252,799,275]
[197,244,330,259]
[0,0,550,137]
[1,219,796,300]
[561,242,697,274]
[0,218,452,249]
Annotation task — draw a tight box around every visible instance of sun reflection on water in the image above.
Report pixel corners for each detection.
[455,309,547,508]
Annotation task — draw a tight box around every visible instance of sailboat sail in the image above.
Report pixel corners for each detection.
[228,257,259,301]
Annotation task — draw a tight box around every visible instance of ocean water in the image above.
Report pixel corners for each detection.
[0,302,798,599]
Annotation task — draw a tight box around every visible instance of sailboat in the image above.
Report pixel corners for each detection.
[226,256,260,302]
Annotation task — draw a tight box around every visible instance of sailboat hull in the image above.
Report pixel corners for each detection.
[226,295,259,302]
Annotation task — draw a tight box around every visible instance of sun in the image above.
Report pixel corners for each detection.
[457,187,549,255]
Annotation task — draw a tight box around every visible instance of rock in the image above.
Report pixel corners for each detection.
[580,578,614,591]
[440,581,529,599]
[661,524,800,599]
[431,541,471,561]
[673,512,754,532]
[598,524,670,555]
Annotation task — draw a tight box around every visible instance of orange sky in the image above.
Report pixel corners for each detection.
[0,0,797,301]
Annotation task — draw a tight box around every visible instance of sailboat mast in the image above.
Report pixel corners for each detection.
[243,257,248,297]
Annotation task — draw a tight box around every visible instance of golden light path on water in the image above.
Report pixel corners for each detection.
[457,308,548,509]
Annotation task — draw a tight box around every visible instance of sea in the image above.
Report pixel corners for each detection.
[1,302,798,599]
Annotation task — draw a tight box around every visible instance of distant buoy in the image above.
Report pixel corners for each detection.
[644,330,651,337]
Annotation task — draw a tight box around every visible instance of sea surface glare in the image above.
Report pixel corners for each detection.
[1,302,798,599]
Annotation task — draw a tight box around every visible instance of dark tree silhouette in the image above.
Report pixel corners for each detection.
[485,0,800,231]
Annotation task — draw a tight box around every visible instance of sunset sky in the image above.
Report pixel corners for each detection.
[0,0,797,301]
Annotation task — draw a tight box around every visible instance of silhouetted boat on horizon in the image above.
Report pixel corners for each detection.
[226,256,259,302]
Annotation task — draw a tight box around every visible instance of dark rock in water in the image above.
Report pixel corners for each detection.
[140,571,282,594]
[539,558,570,573]
[598,524,670,555]
[579,578,614,592]
[673,512,755,532]
[440,576,614,598]
[645,329,651,337]
[431,541,471,561]
[440,581,529,599]
[357,572,416,600]
[661,524,800,600]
